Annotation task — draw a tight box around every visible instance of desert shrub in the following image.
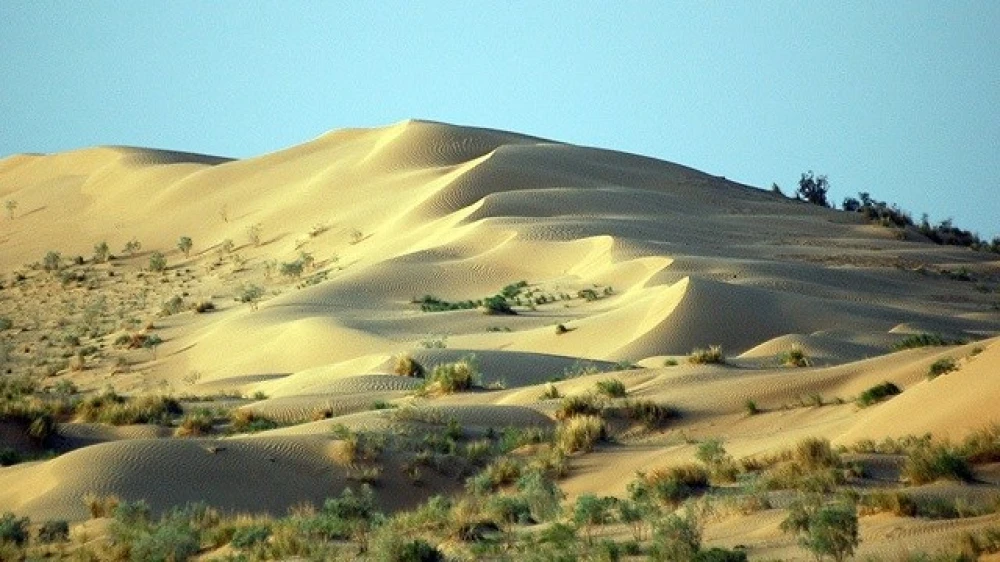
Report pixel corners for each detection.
[192,300,215,313]
[28,412,57,443]
[694,547,748,562]
[175,410,214,437]
[781,499,859,562]
[796,171,831,207]
[640,464,710,506]
[540,382,561,400]
[38,519,70,543]
[856,381,901,407]
[573,494,616,544]
[960,424,1000,464]
[555,323,569,335]
[236,283,264,305]
[231,524,271,548]
[760,438,844,492]
[128,521,200,562]
[481,295,515,315]
[83,493,120,518]
[903,444,973,484]
[246,223,263,246]
[556,415,606,453]
[177,236,193,258]
[743,399,760,415]
[160,295,185,316]
[0,512,29,546]
[323,485,378,521]
[122,238,142,255]
[423,357,479,393]
[94,241,110,263]
[859,490,918,517]
[280,260,304,278]
[594,378,627,398]
[927,357,957,379]
[42,250,62,271]
[369,535,443,562]
[0,448,20,467]
[649,510,702,561]
[689,345,724,365]
[229,409,278,433]
[893,333,961,350]
[148,251,167,272]
[0,318,11,331]
[696,439,740,482]
[613,399,678,428]
[76,392,182,425]
[393,354,424,378]
[778,345,810,367]
[554,393,603,420]
[794,437,841,471]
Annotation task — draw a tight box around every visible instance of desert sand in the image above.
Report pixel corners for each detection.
[0,120,998,559]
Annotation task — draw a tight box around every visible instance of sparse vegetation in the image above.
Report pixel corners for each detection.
[177,236,193,258]
[777,344,810,367]
[556,415,606,453]
[421,357,480,394]
[856,381,901,407]
[594,378,627,398]
[688,345,724,365]
[393,354,424,377]
[927,357,957,379]
[893,332,963,350]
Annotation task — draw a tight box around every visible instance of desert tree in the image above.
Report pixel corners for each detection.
[797,171,831,208]
[149,251,167,272]
[177,236,193,258]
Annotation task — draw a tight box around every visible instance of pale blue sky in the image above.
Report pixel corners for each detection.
[2,2,998,238]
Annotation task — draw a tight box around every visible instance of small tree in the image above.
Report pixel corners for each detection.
[94,241,110,263]
[573,494,615,545]
[797,171,831,207]
[4,200,17,220]
[123,238,142,256]
[177,236,193,258]
[149,251,167,272]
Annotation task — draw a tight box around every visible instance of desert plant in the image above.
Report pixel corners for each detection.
[83,493,120,518]
[556,415,606,453]
[649,509,702,562]
[481,295,515,315]
[161,295,185,316]
[280,260,304,278]
[743,399,760,415]
[94,241,110,263]
[423,357,479,393]
[175,410,214,437]
[237,283,265,308]
[37,519,70,543]
[0,512,29,546]
[540,382,561,400]
[42,250,62,271]
[554,393,604,420]
[927,357,957,379]
[639,464,710,506]
[122,238,142,255]
[246,222,263,246]
[4,200,16,220]
[177,236,193,258]
[573,494,615,545]
[349,228,364,245]
[613,399,678,428]
[595,378,627,398]
[903,443,973,484]
[893,333,960,350]
[689,345,724,365]
[781,498,859,562]
[856,381,901,407]
[393,354,424,377]
[149,251,167,272]
[778,345,810,367]
[555,323,569,335]
[796,170,831,207]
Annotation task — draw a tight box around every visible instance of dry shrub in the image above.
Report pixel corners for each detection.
[83,492,120,518]
[556,415,606,453]
[394,354,424,378]
[688,345,724,365]
[554,394,603,420]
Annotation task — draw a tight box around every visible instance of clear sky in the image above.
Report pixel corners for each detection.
[2,2,998,238]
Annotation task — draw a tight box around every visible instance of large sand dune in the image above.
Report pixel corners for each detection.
[1,120,998,558]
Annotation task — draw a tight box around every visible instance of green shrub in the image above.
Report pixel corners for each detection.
[177,236,193,258]
[38,519,70,543]
[128,521,199,562]
[0,512,29,546]
[633,464,709,507]
[149,251,167,272]
[777,345,810,367]
[856,381,902,407]
[231,524,271,548]
[893,333,961,350]
[781,499,859,562]
[423,357,479,393]
[649,510,702,561]
[614,399,678,428]
[927,357,957,379]
[481,295,515,315]
[554,394,603,420]
[595,378,627,398]
[903,444,973,484]
[42,251,62,271]
[743,399,760,415]
[175,410,214,437]
[688,345,724,365]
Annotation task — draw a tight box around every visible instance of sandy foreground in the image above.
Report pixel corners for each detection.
[0,120,998,559]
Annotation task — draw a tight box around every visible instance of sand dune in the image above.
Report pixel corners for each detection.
[1,120,998,558]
